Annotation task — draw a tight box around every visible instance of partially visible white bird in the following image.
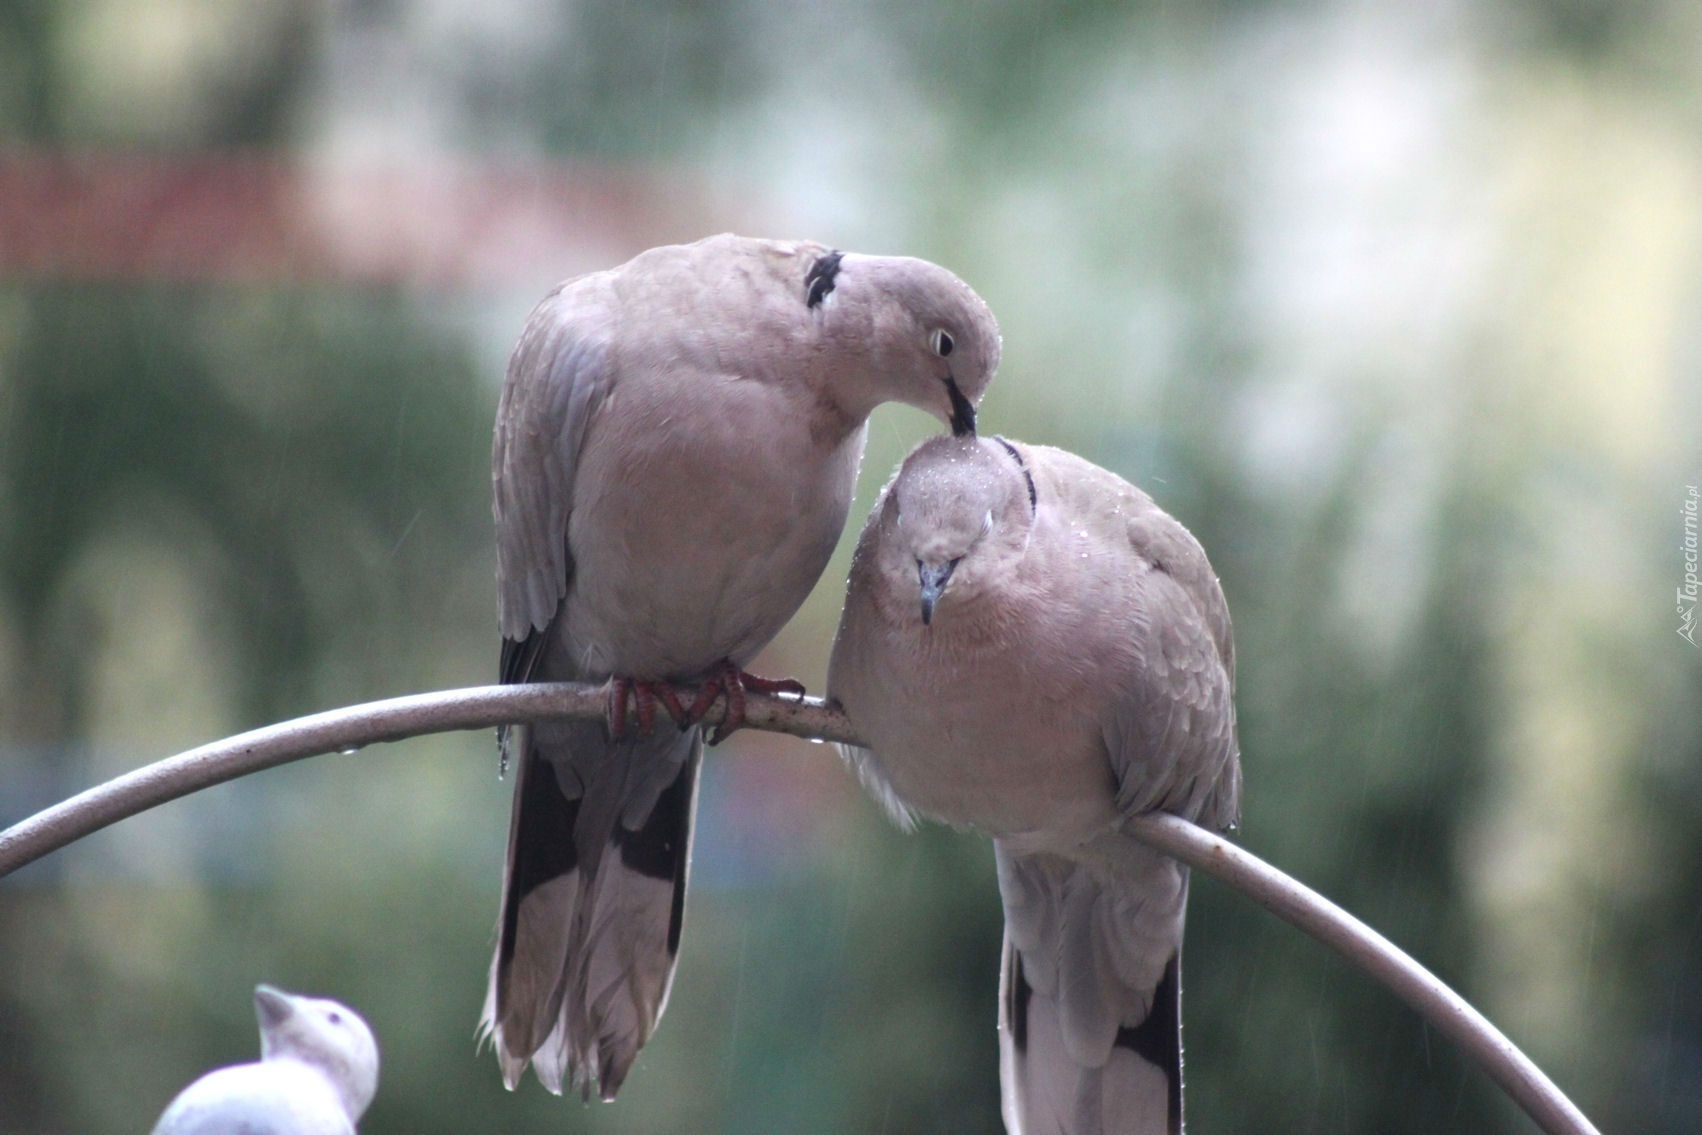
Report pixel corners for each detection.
[151,985,380,1135]
[828,434,1241,1135]
[486,233,1001,1100]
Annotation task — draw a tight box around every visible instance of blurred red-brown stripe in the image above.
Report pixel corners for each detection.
[0,151,739,288]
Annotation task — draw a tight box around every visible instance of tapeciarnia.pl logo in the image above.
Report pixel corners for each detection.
[1681,485,1700,647]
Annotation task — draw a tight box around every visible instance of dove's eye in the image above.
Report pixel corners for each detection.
[930,329,955,357]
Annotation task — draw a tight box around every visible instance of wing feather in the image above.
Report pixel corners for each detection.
[1107,490,1240,832]
[493,278,616,641]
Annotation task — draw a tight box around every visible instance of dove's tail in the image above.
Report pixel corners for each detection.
[995,839,1189,1135]
[481,716,700,1101]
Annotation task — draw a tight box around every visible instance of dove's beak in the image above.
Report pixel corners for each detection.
[918,559,958,626]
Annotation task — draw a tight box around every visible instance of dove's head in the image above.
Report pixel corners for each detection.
[877,434,1035,627]
[255,985,380,1121]
[809,249,1001,436]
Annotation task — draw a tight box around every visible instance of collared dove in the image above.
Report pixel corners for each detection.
[484,233,1001,1099]
[151,985,380,1135]
[827,434,1241,1135]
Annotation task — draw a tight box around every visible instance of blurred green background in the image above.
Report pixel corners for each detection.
[2,1,1700,1131]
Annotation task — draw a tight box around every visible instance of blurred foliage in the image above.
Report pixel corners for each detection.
[3,1,1702,1134]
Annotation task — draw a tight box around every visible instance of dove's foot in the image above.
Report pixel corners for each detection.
[679,660,808,745]
[606,677,689,740]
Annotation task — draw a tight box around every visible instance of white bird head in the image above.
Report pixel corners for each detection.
[254,985,380,1123]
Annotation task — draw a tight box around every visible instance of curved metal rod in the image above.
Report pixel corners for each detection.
[0,681,855,879]
[0,682,1597,1135]
[1128,813,1598,1135]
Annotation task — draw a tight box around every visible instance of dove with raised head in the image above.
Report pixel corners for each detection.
[828,433,1240,1135]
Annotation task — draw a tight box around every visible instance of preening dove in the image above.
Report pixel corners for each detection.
[151,985,379,1135]
[828,434,1241,1135]
[485,233,1001,1099]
